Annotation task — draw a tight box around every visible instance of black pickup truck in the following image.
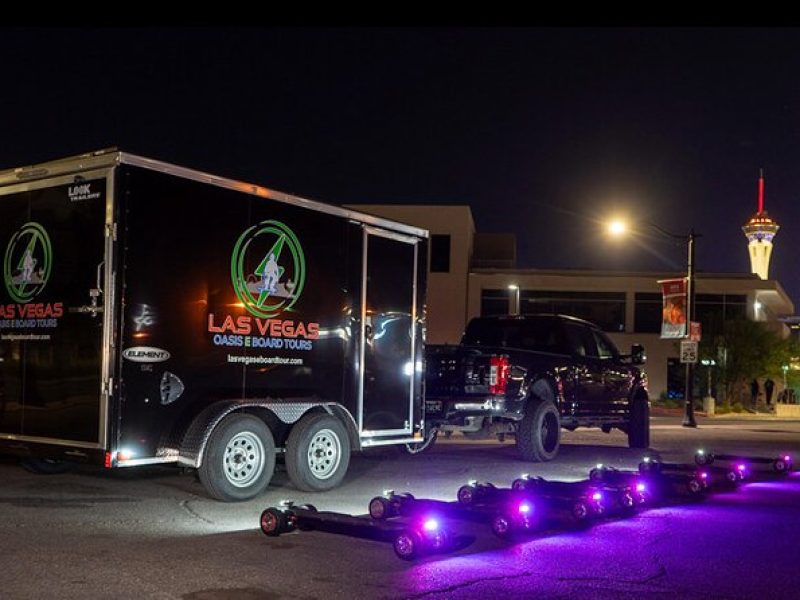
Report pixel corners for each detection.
[423,314,649,461]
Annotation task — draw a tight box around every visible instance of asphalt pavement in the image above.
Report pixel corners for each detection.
[1,416,799,599]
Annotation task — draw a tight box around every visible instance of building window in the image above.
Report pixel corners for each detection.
[695,294,748,336]
[634,293,662,333]
[480,289,510,316]
[430,234,451,273]
[519,291,626,332]
[635,292,748,335]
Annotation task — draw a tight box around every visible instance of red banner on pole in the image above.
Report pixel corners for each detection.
[658,278,688,339]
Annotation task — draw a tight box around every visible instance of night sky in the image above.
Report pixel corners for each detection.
[2,28,798,306]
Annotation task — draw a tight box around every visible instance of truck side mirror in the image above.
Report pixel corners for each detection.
[630,344,646,365]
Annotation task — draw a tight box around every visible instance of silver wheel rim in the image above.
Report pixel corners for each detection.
[307,428,342,480]
[224,431,265,488]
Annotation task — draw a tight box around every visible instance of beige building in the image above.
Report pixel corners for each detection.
[347,205,794,399]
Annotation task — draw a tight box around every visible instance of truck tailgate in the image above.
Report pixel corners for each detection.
[425,345,494,398]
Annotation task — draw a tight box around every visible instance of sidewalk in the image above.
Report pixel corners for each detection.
[651,405,800,420]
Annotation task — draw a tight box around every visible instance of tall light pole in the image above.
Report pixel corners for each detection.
[608,220,700,428]
[684,229,698,427]
[508,284,520,316]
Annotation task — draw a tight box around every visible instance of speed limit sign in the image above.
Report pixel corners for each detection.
[680,341,698,364]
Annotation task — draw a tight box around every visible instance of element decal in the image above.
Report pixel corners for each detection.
[122,346,171,363]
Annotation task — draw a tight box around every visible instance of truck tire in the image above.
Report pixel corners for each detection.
[198,413,276,502]
[286,412,351,492]
[516,396,561,462]
[627,394,650,449]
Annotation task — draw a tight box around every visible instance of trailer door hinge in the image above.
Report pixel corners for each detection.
[106,223,117,241]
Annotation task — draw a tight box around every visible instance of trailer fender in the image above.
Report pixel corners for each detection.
[177,400,358,468]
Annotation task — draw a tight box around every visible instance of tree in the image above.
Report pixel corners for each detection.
[699,319,798,406]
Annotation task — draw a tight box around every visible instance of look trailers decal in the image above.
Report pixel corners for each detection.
[1,222,63,337]
[207,220,319,352]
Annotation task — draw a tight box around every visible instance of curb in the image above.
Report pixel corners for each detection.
[651,406,798,420]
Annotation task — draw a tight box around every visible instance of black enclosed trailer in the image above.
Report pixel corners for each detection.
[0,149,428,501]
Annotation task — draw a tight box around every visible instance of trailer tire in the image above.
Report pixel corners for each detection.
[627,393,650,449]
[20,458,73,475]
[516,394,561,462]
[198,414,276,502]
[286,412,351,492]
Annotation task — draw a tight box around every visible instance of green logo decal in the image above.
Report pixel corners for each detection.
[4,222,53,303]
[231,220,306,318]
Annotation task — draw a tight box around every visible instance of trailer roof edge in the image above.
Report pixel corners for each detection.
[0,149,428,239]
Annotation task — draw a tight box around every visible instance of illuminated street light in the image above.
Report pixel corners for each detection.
[606,219,700,428]
[608,220,627,236]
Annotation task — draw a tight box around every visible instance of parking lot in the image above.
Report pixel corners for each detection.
[1,416,799,600]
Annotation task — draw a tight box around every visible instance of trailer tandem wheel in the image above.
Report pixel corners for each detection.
[285,412,351,492]
[198,413,276,502]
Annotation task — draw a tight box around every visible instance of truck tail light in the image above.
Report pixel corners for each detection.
[489,356,510,395]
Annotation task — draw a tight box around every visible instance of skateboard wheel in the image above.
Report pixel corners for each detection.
[260,508,286,536]
[572,501,591,522]
[620,492,635,510]
[369,496,391,520]
[394,530,421,560]
[695,452,712,466]
[457,485,476,504]
[687,478,703,494]
[589,468,604,482]
[491,513,512,538]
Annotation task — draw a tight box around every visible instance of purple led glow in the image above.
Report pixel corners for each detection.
[518,502,532,514]
[737,464,747,471]
[784,456,791,462]
[591,492,603,502]
[423,518,439,532]
[700,471,708,479]
[636,483,646,493]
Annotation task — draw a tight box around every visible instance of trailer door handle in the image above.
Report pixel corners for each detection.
[96,261,105,295]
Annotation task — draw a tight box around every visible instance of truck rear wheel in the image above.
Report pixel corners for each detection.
[627,394,650,449]
[516,396,561,462]
[198,414,276,502]
[286,412,351,492]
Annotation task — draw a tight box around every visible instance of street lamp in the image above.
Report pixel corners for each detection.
[607,219,700,428]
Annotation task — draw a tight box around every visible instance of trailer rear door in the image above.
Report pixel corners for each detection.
[0,174,110,447]
[359,227,420,437]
